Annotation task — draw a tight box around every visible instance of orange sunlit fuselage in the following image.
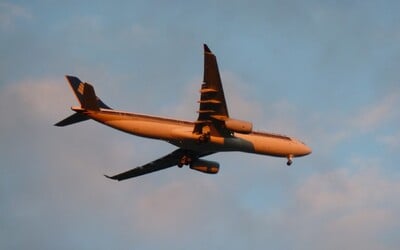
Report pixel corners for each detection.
[74,107,311,160]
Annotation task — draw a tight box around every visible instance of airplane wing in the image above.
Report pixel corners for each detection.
[104,149,213,181]
[194,44,231,137]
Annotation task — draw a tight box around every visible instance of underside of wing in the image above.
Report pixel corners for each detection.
[104,149,213,181]
[193,44,231,137]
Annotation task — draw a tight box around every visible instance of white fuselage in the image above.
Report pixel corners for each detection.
[77,108,311,159]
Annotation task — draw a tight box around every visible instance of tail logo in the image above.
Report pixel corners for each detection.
[77,83,85,95]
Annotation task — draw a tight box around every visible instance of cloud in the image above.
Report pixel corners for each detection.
[288,162,400,250]
[378,131,400,150]
[0,76,252,249]
[153,70,400,250]
[291,87,400,157]
[0,77,70,134]
[221,71,265,121]
[0,2,32,29]
[134,178,219,234]
[1,2,400,248]
[351,90,400,132]
[0,78,138,249]
[1,71,400,250]
[297,166,396,214]
[120,24,157,47]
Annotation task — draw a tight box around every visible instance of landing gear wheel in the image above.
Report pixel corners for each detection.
[178,155,192,167]
[198,132,210,143]
[286,155,293,166]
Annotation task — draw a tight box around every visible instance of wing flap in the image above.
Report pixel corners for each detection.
[197,99,222,104]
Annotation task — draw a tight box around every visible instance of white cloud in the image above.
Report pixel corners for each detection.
[220,71,264,121]
[351,90,400,132]
[296,166,397,214]
[289,162,400,250]
[0,2,32,29]
[134,178,219,234]
[0,75,399,249]
[159,78,199,120]
[2,1,400,249]
[378,131,400,149]
[0,77,71,131]
[2,77,399,250]
[296,88,400,153]
[123,24,157,46]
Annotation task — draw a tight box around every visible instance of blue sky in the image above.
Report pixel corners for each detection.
[1,1,400,249]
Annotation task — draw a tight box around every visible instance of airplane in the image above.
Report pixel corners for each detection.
[55,44,311,181]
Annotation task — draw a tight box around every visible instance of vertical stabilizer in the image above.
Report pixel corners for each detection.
[65,75,105,111]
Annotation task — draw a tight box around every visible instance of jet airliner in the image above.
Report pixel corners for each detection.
[55,44,311,181]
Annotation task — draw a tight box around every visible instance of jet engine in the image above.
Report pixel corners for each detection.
[225,119,253,134]
[190,159,219,174]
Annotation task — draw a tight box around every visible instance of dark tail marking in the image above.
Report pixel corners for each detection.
[65,75,112,110]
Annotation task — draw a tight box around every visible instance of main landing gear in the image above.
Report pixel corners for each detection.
[286,155,293,166]
[178,155,192,168]
[198,125,211,144]
[198,132,210,143]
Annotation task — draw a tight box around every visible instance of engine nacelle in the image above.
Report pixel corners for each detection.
[225,118,253,134]
[190,159,219,174]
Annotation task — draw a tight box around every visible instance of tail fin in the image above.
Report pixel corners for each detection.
[66,75,111,110]
[54,76,112,127]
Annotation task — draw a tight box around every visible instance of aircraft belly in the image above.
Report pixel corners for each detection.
[236,133,297,157]
[168,133,255,153]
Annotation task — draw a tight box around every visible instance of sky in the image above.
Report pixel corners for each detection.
[1,1,400,249]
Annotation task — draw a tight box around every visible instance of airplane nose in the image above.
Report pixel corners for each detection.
[302,144,312,156]
[298,143,312,156]
[294,140,312,156]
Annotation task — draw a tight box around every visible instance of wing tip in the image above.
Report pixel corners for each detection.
[104,175,120,181]
[204,44,211,53]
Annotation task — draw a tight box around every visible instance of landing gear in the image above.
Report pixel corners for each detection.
[286,155,293,166]
[198,126,211,144]
[198,132,210,143]
[178,155,192,168]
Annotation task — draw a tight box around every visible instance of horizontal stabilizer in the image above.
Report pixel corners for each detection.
[54,112,89,126]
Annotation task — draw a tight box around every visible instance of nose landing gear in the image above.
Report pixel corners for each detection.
[286,155,293,166]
